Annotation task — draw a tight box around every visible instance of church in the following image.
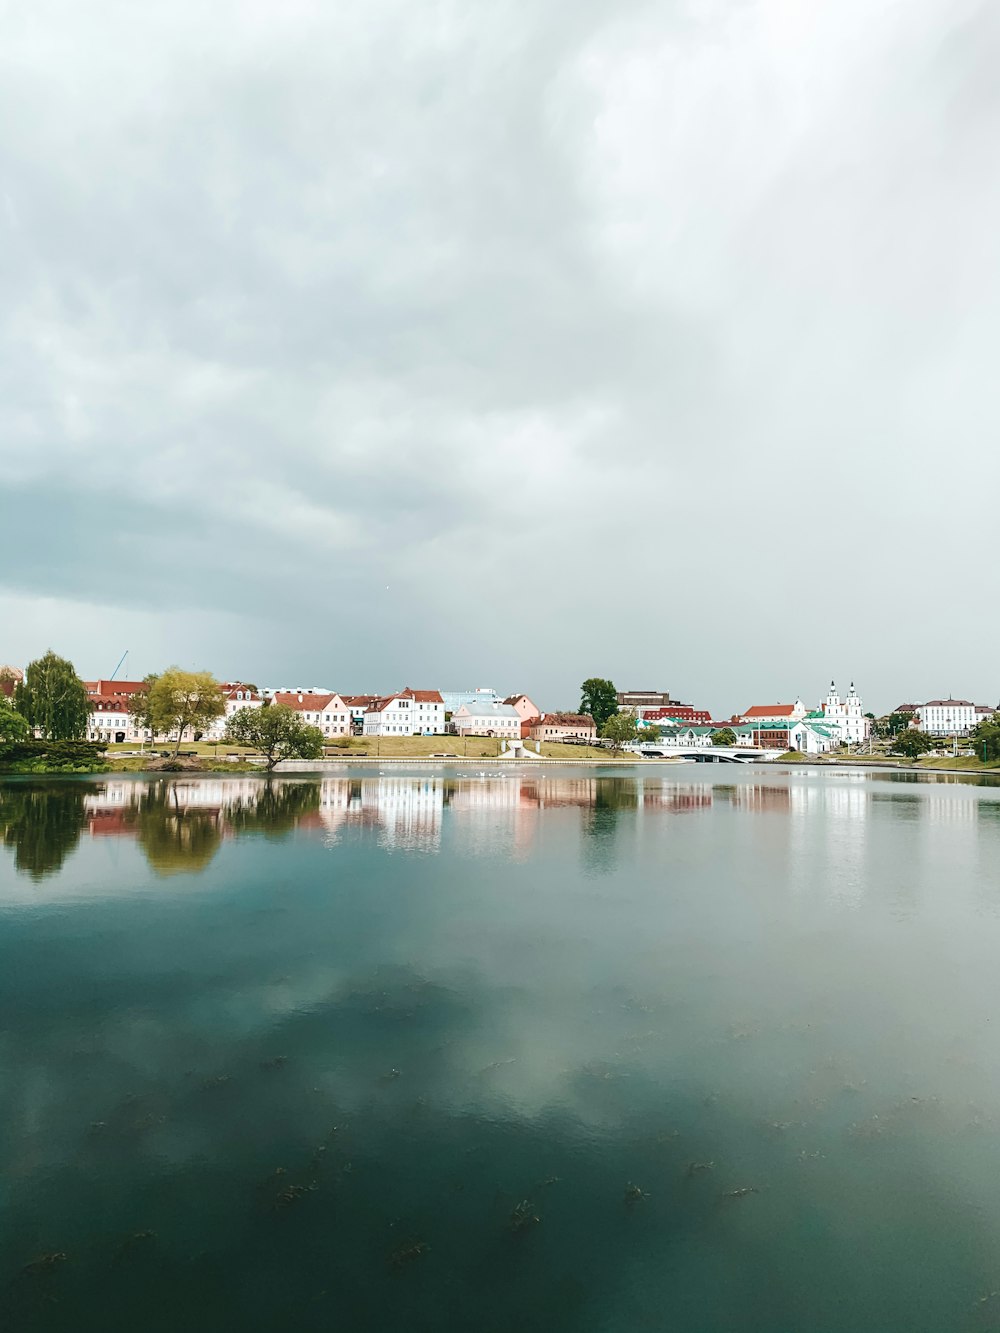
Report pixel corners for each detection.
[816,682,870,745]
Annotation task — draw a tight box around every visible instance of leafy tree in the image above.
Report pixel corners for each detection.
[16,651,89,740]
[601,710,639,752]
[127,674,160,737]
[132,783,222,876]
[227,780,321,837]
[225,703,324,770]
[712,727,737,746]
[887,712,914,735]
[0,697,30,742]
[972,713,1000,763]
[580,678,618,730]
[893,729,934,760]
[145,668,226,756]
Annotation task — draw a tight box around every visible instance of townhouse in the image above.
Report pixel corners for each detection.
[451,702,523,738]
[271,691,352,737]
[363,689,445,737]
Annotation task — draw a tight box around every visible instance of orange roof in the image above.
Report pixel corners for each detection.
[536,713,595,727]
[85,679,145,696]
[742,704,796,718]
[401,688,444,704]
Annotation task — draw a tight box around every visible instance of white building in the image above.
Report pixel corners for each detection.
[820,681,870,745]
[363,689,445,736]
[451,702,523,738]
[440,687,502,715]
[87,696,150,745]
[917,699,977,737]
[205,683,263,740]
[271,691,351,737]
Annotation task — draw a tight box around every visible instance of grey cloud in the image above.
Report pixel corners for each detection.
[1,0,997,711]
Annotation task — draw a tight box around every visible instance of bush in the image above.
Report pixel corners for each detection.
[0,739,106,772]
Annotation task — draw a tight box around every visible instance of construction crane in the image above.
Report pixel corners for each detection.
[109,650,129,682]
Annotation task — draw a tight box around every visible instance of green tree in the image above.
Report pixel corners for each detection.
[146,668,226,756]
[972,713,1000,763]
[601,710,639,753]
[0,696,30,742]
[712,727,737,746]
[580,678,618,730]
[127,674,159,739]
[225,703,324,771]
[0,782,87,880]
[893,729,934,760]
[16,651,89,740]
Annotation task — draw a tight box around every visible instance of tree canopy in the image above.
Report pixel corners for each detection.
[0,696,30,742]
[225,702,324,770]
[712,727,737,746]
[15,651,89,740]
[972,712,1000,763]
[145,668,226,755]
[601,710,639,752]
[893,729,933,760]
[580,678,618,730]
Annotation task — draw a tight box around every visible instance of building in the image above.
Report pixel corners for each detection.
[642,705,712,725]
[917,699,977,737]
[819,681,870,745]
[528,713,598,744]
[363,689,445,737]
[502,694,542,736]
[440,687,502,716]
[271,691,351,737]
[729,720,838,754]
[87,696,150,745]
[617,689,674,710]
[84,678,147,699]
[204,683,263,739]
[451,702,523,738]
[0,665,23,698]
[343,695,379,735]
[739,700,808,725]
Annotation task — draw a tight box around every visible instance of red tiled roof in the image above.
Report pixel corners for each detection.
[85,679,145,696]
[272,692,337,712]
[923,699,974,708]
[343,695,378,707]
[402,688,444,704]
[536,713,596,727]
[742,704,796,718]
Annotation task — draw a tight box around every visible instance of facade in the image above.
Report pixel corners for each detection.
[528,713,598,743]
[617,689,674,710]
[819,681,870,745]
[440,687,502,716]
[363,689,445,736]
[917,699,977,737]
[343,695,379,735]
[503,694,542,737]
[642,705,711,725]
[87,696,150,745]
[271,691,351,737]
[729,720,837,753]
[451,702,523,737]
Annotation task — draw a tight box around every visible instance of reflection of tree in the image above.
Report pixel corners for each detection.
[0,782,87,880]
[133,782,222,877]
[581,778,638,873]
[226,780,320,839]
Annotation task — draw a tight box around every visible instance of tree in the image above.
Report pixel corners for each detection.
[16,651,89,740]
[601,710,639,753]
[580,678,618,730]
[893,729,933,760]
[127,674,160,740]
[145,668,226,756]
[0,696,30,742]
[712,727,737,746]
[224,703,324,771]
[972,712,1000,763]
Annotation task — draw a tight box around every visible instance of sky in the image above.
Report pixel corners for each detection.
[1,0,997,717]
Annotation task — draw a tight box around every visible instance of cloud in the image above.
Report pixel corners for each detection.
[1,0,997,711]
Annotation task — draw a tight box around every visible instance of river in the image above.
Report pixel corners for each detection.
[2,766,1000,1332]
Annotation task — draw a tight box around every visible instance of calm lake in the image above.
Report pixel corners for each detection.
[3,766,1000,1332]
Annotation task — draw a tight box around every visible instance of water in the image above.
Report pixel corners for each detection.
[2,766,1000,1332]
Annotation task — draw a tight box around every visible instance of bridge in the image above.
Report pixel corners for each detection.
[630,746,771,764]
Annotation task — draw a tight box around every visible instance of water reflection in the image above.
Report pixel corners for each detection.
[2,771,1000,883]
[2,770,1000,1330]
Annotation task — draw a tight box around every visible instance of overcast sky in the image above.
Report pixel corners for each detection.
[1,0,997,715]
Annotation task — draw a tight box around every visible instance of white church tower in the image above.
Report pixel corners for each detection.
[822,680,870,745]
